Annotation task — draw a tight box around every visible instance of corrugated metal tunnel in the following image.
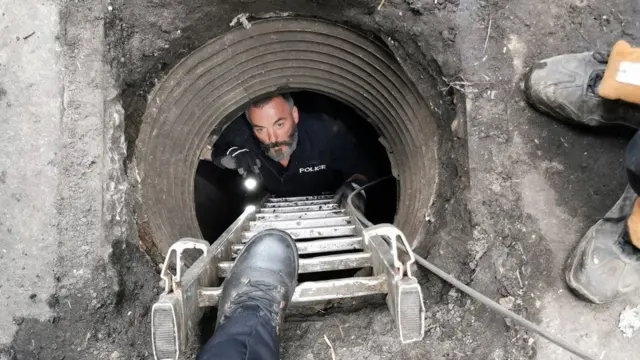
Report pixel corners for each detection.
[135,17,439,255]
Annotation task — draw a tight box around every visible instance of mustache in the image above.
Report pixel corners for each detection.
[264,140,294,149]
[262,126,298,150]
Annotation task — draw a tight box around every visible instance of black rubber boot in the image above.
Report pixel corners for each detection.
[215,229,299,335]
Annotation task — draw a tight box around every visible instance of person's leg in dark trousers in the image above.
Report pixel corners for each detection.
[625,131,640,249]
[197,306,278,360]
[196,229,298,360]
[626,131,640,195]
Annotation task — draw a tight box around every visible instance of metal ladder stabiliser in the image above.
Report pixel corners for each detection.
[150,196,426,359]
[152,238,210,360]
[363,224,425,344]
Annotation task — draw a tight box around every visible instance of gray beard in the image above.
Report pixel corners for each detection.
[265,128,298,162]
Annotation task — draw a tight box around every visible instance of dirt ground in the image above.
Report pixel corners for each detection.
[1,0,639,359]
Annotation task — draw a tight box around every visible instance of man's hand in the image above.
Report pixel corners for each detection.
[334,177,367,214]
[219,147,262,179]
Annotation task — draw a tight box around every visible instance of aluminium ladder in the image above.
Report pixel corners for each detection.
[151,195,425,360]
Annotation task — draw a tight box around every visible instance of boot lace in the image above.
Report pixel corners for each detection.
[605,215,640,259]
[619,229,640,260]
[587,70,604,95]
[224,279,283,321]
[586,50,608,94]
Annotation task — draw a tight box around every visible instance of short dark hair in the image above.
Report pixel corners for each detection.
[245,93,295,121]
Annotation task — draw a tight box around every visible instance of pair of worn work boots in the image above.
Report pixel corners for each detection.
[524,40,640,304]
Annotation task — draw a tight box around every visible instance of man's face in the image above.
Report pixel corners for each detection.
[247,96,299,162]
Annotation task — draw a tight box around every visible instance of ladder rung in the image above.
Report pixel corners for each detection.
[292,276,387,303]
[242,225,356,241]
[217,252,371,277]
[198,276,387,306]
[259,204,339,213]
[267,195,333,202]
[249,216,352,231]
[256,209,346,221]
[263,199,334,208]
[231,237,364,257]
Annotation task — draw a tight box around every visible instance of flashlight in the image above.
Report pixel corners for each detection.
[243,177,258,191]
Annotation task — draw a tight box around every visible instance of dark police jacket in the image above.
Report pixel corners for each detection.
[213,113,375,197]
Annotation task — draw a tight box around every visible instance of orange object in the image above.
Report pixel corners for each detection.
[598,40,640,105]
[628,198,640,249]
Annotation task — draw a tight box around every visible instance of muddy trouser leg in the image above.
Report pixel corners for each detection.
[196,305,279,360]
[626,131,640,195]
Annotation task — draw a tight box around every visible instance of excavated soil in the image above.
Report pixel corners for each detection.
[15,0,635,358]
[5,0,640,359]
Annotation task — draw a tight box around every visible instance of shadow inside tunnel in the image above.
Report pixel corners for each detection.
[194,91,398,244]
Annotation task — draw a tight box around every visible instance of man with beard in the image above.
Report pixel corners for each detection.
[212,93,373,213]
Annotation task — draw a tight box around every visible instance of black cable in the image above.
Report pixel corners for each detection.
[346,176,597,360]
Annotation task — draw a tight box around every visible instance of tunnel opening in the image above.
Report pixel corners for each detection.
[194,90,397,282]
[103,2,475,356]
[194,90,398,245]
[132,17,443,273]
